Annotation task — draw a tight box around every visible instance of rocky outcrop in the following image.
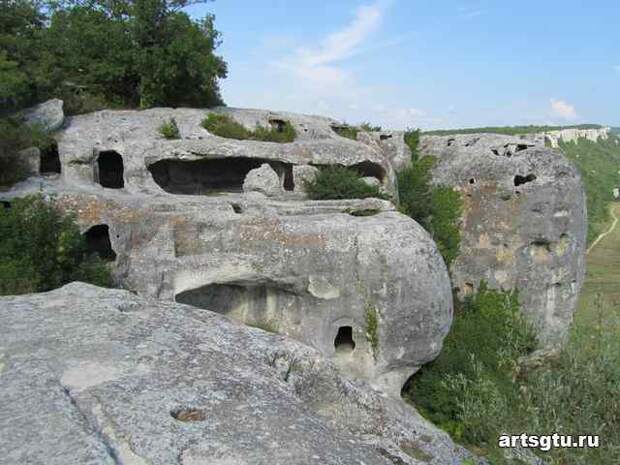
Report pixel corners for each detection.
[540,127,610,148]
[2,107,453,395]
[419,133,587,346]
[0,283,475,465]
[22,98,65,132]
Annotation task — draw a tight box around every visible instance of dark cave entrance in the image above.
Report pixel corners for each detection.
[84,224,116,261]
[97,151,124,188]
[311,161,386,183]
[514,173,537,186]
[334,326,356,353]
[148,157,294,195]
[40,143,61,174]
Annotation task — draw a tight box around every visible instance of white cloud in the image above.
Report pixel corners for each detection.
[550,98,578,120]
[276,3,383,89]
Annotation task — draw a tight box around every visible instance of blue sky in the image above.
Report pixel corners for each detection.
[187,1,620,129]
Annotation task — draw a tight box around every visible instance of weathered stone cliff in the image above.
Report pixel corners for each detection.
[2,106,453,395]
[418,134,587,346]
[0,283,474,465]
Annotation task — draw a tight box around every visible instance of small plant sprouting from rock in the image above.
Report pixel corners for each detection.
[331,125,359,140]
[201,113,296,143]
[359,122,382,132]
[158,118,180,139]
[404,129,421,160]
[365,305,379,360]
[304,166,389,201]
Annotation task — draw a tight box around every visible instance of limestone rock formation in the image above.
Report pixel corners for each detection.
[242,163,282,196]
[0,283,475,465]
[541,127,610,148]
[2,107,453,395]
[418,133,587,346]
[22,98,65,132]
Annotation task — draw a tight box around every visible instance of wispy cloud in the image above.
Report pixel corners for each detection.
[276,3,383,88]
[615,65,620,75]
[550,98,578,120]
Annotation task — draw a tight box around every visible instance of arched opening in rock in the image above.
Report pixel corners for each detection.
[84,224,116,261]
[334,326,355,353]
[380,134,392,141]
[148,157,294,194]
[310,161,386,183]
[40,143,61,174]
[269,119,287,132]
[97,151,124,188]
[469,178,476,185]
[514,174,536,187]
[175,282,297,324]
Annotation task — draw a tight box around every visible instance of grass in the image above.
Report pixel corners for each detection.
[558,136,620,244]
[304,165,389,201]
[201,113,296,142]
[423,124,603,136]
[331,125,359,140]
[365,305,379,359]
[158,118,180,139]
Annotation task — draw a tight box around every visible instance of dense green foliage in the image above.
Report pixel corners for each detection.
[559,136,620,243]
[158,117,180,139]
[359,122,382,132]
[397,155,462,265]
[201,113,296,142]
[1,0,227,113]
[406,282,620,464]
[0,119,53,187]
[424,124,603,136]
[0,196,112,295]
[304,166,388,200]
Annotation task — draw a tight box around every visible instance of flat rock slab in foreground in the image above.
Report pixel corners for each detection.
[0,283,472,465]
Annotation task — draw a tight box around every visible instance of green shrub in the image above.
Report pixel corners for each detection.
[304,166,389,201]
[0,118,53,187]
[201,113,296,142]
[403,283,536,446]
[158,117,180,139]
[359,122,382,132]
[397,156,462,265]
[404,129,421,160]
[0,195,113,295]
[331,125,359,140]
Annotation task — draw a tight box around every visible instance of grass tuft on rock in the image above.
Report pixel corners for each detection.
[304,166,388,201]
[201,113,296,142]
[158,118,180,139]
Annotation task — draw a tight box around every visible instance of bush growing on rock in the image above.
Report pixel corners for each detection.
[201,113,296,142]
[397,155,462,266]
[0,119,53,187]
[158,118,180,139]
[0,195,112,295]
[304,166,388,200]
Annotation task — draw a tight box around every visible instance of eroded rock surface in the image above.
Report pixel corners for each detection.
[0,283,474,465]
[419,133,587,346]
[2,107,453,394]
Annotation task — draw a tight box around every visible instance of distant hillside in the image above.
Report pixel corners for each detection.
[423,124,603,136]
[559,134,620,243]
[611,127,620,136]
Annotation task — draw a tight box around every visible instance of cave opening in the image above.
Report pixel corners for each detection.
[97,151,124,188]
[84,224,116,261]
[148,157,294,195]
[310,161,386,183]
[40,143,61,174]
[334,326,355,353]
[514,174,537,187]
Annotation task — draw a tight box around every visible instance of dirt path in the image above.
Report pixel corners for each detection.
[587,203,619,255]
